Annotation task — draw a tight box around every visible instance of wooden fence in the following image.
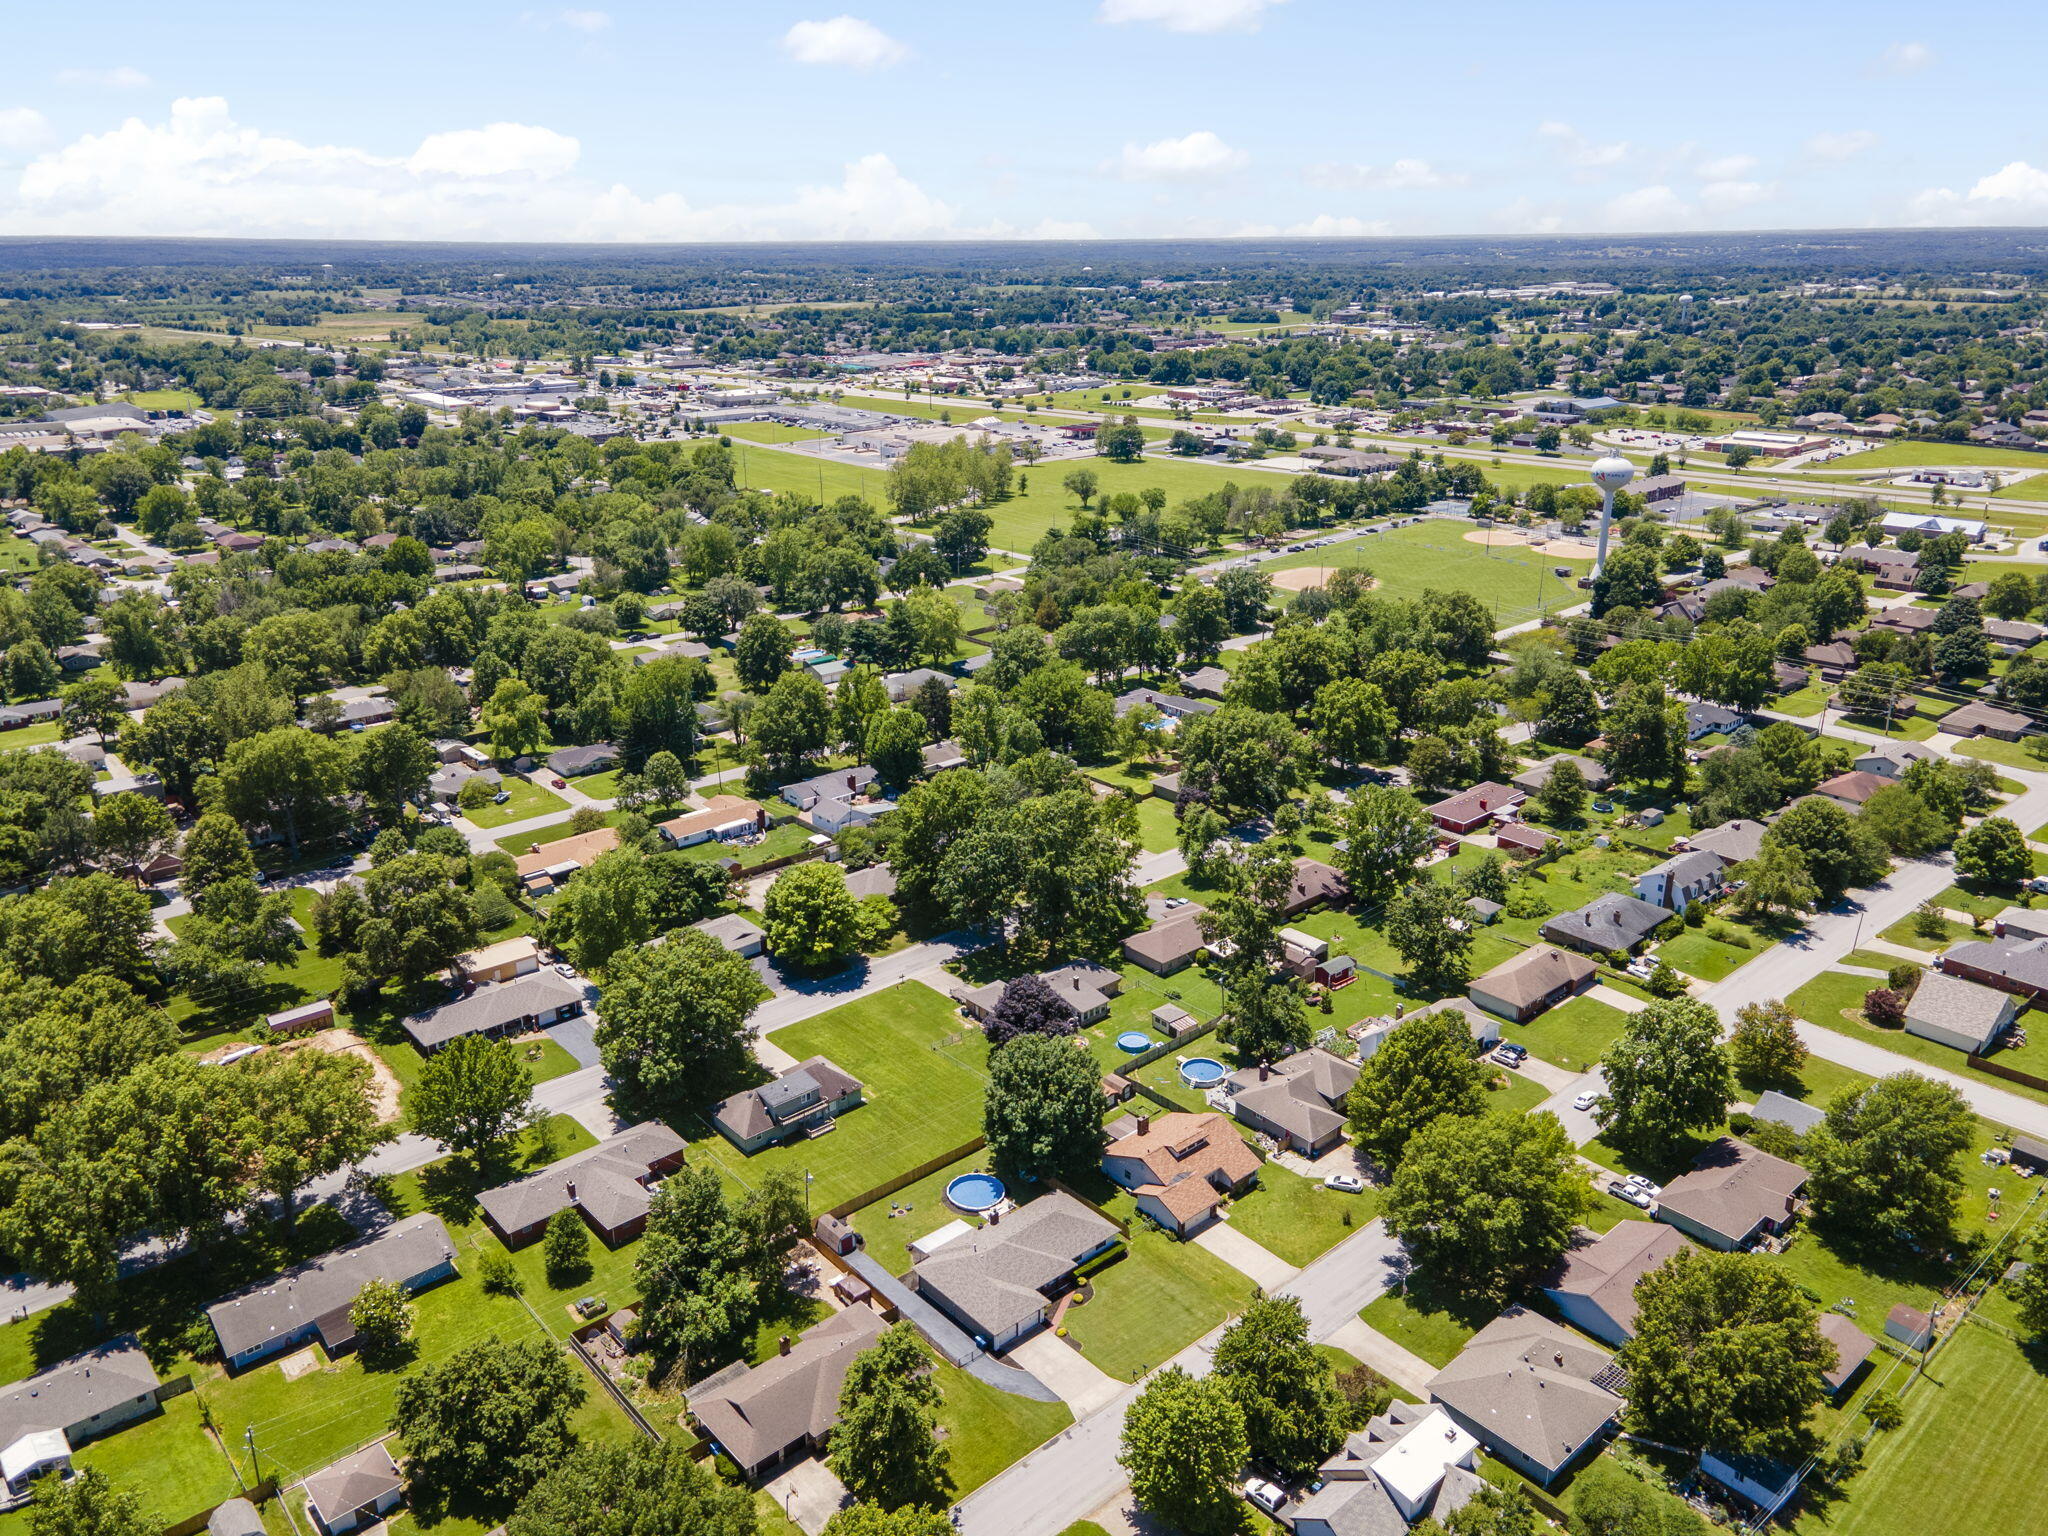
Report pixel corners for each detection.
[825,1135,988,1222]
[1966,1053,2048,1094]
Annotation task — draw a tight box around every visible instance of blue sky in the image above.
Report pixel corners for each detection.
[3,0,2046,242]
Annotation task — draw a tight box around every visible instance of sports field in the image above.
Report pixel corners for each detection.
[1264,520,1592,628]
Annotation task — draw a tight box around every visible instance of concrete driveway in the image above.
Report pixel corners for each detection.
[761,1457,851,1536]
[1009,1333,1126,1416]
[1194,1219,1298,1290]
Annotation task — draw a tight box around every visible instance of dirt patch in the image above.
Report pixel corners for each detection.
[1272,565,1375,592]
[1534,539,1595,560]
[277,1028,405,1124]
[279,1346,322,1381]
[1462,528,1529,547]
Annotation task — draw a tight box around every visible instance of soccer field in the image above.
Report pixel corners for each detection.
[1264,520,1592,629]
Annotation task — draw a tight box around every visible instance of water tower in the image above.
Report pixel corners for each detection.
[1589,457,1635,577]
[1677,292,1695,330]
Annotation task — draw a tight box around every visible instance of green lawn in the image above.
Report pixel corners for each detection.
[676,819,814,868]
[1262,520,1590,629]
[1514,994,1632,1074]
[1841,441,2048,472]
[1357,1283,1491,1370]
[1793,1321,2048,1536]
[721,421,834,444]
[1058,1194,1251,1381]
[933,1352,1072,1497]
[1224,1162,1376,1268]
[1947,734,2048,773]
[573,767,625,800]
[685,982,992,1212]
[495,809,631,855]
[0,1392,242,1536]
[847,1148,994,1278]
[1937,881,2029,921]
[1877,912,1976,951]
[0,718,66,752]
[127,388,204,411]
[459,776,569,829]
[1790,969,2048,1104]
[1654,917,1778,982]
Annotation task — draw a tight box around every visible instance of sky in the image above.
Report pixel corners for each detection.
[2,0,2047,244]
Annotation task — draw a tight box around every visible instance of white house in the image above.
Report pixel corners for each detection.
[1904,969,2016,1055]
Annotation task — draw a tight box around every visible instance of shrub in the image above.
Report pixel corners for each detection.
[480,1249,522,1295]
[1863,987,1907,1028]
[1913,901,1949,939]
[1888,961,1924,994]
[1643,962,1689,998]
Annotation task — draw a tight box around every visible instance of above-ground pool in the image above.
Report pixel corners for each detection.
[1180,1057,1227,1089]
[1116,1030,1152,1052]
[945,1172,1008,1215]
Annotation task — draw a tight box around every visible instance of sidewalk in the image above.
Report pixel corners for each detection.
[1194,1220,1298,1291]
[1323,1315,1436,1395]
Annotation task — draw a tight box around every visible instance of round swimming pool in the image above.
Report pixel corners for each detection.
[1116,1030,1152,1052]
[945,1173,1008,1215]
[1180,1057,1227,1089]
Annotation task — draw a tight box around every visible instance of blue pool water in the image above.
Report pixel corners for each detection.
[1116,1030,1152,1052]
[946,1173,1008,1214]
[1180,1057,1227,1088]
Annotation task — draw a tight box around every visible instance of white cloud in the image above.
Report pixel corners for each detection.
[1537,121,1629,170]
[1599,179,1775,229]
[0,108,50,153]
[781,16,908,69]
[559,8,611,30]
[55,66,150,88]
[1281,214,1392,236]
[1694,153,1756,180]
[1304,157,1463,191]
[1912,161,2048,223]
[1098,0,1284,33]
[1698,179,1771,213]
[3,96,979,241]
[1602,185,1690,228]
[1805,129,1879,161]
[1112,130,1247,180]
[1874,40,1933,74]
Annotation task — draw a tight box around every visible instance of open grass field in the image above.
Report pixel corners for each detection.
[1793,1321,2048,1536]
[124,388,205,412]
[1057,1191,1250,1381]
[0,718,65,752]
[1512,994,1632,1074]
[457,775,567,829]
[684,982,992,1212]
[721,421,835,444]
[1833,441,2048,472]
[1263,520,1593,628]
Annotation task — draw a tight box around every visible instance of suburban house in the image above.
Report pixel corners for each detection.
[843,863,899,900]
[1994,907,2048,943]
[1111,687,1218,722]
[1688,818,1768,865]
[1101,1111,1262,1236]
[708,1058,865,1153]
[1633,848,1726,913]
[454,935,542,985]
[1540,892,1674,956]
[206,1214,458,1371]
[884,668,957,703]
[1942,702,2030,741]
[686,1305,887,1480]
[1426,1308,1623,1487]
[1801,641,1858,680]
[956,962,1122,1027]
[1939,936,2048,1005]
[1813,770,1890,810]
[1283,857,1350,917]
[1750,1090,1826,1137]
[1510,754,1610,795]
[1654,1138,1807,1252]
[1293,1402,1485,1536]
[1540,1223,1692,1346]
[1427,782,1525,835]
[1684,701,1743,739]
[302,1442,405,1535]
[907,1191,1122,1352]
[783,766,896,833]
[0,1340,163,1496]
[1180,665,1230,698]
[1121,905,1209,975]
[1225,1048,1359,1156]
[1903,969,2016,1055]
[401,969,586,1054]
[1354,997,1503,1060]
[475,1123,689,1248]
[515,826,622,892]
[429,762,500,805]
[1847,547,1919,589]
[1700,1452,1805,1519]
[1986,619,2046,654]
[658,795,771,848]
[692,912,767,957]
[1467,945,1597,1023]
[546,742,616,778]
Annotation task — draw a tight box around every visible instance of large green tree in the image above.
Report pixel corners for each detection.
[1336,784,1436,905]
[829,1323,952,1512]
[1346,1006,1489,1168]
[391,1336,587,1502]
[1620,1248,1830,1461]
[763,861,864,971]
[982,1031,1107,1183]
[1118,1366,1249,1536]
[1382,1111,1591,1301]
[597,932,770,1110]
[1211,1294,1348,1478]
[404,1035,536,1159]
[1596,998,1735,1159]
[1806,1072,1974,1248]
[507,1440,756,1536]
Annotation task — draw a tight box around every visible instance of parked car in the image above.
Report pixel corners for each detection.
[1609,1181,1653,1210]
[1324,1172,1366,1194]
[492,790,512,804]
[1573,1089,1600,1112]
[1493,1042,1528,1067]
[1243,1479,1287,1516]
[554,962,578,979]
[1626,1174,1662,1198]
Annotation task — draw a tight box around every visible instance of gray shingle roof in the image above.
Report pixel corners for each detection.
[207,1498,266,1536]
[0,1338,159,1447]
[1427,1307,1620,1477]
[1655,1138,1807,1247]
[686,1305,886,1471]
[206,1214,455,1362]
[474,1123,687,1236]
[710,1058,862,1144]
[1750,1090,1825,1136]
[402,970,585,1050]
[911,1192,1119,1341]
[1541,1223,1690,1340]
[302,1443,402,1528]
[1541,892,1673,952]
[1906,969,2013,1049]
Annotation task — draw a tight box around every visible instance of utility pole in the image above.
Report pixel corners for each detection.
[245,1425,260,1487]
